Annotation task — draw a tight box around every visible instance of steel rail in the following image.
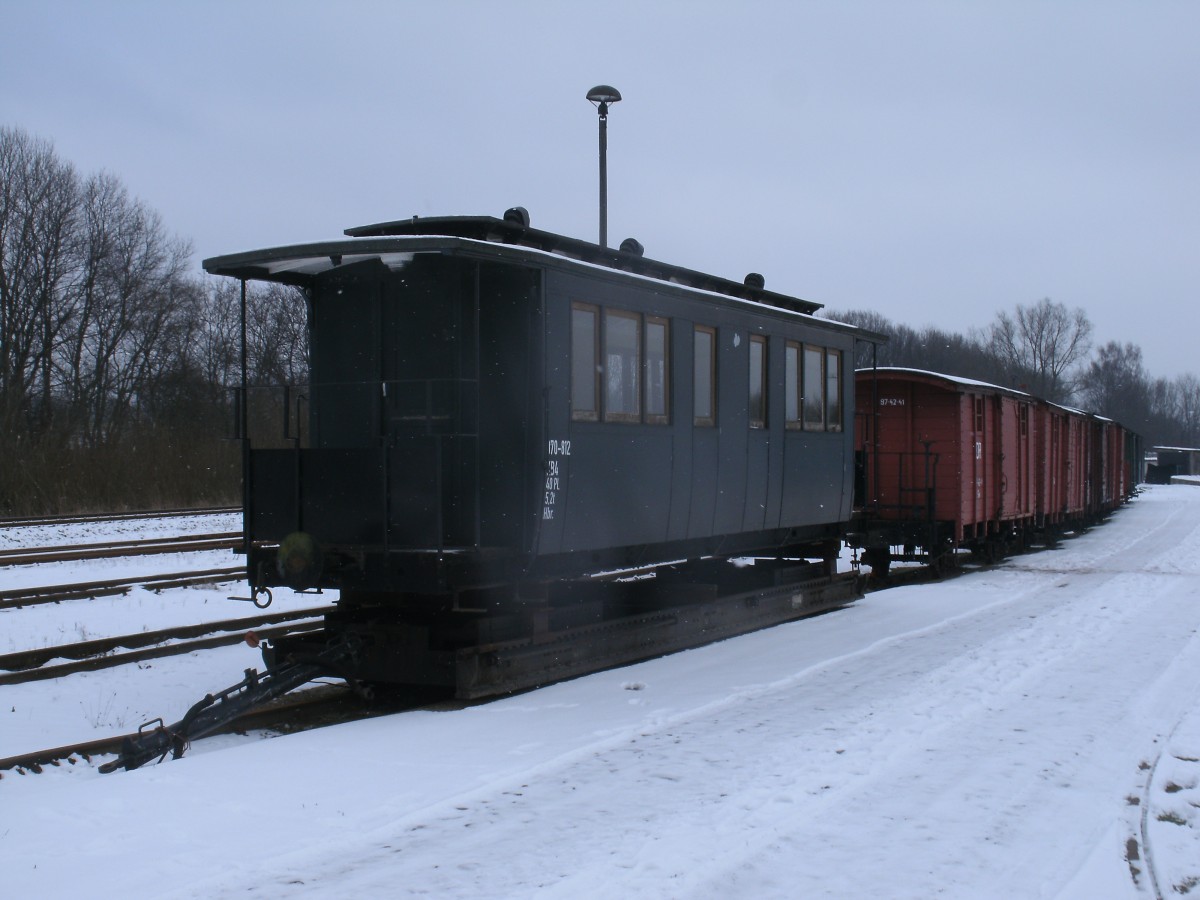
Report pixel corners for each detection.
[0,683,360,774]
[0,619,325,686]
[0,566,245,609]
[0,506,241,530]
[0,532,242,566]
[0,605,332,674]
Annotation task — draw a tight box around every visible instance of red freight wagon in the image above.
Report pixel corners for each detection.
[852,368,1037,571]
[1037,400,1099,528]
[1099,416,1136,513]
[1034,400,1067,529]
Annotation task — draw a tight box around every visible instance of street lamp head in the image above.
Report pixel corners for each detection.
[586,84,622,117]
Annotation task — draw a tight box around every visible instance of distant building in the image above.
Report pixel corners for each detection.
[1146,446,1200,484]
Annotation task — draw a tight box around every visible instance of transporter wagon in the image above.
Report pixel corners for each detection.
[204,209,873,698]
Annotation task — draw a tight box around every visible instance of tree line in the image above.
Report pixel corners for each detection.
[0,126,305,515]
[829,300,1200,449]
[3,125,1197,514]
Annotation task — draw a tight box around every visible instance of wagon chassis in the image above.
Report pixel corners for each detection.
[103,555,860,771]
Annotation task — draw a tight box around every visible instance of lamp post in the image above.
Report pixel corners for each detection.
[586,85,621,248]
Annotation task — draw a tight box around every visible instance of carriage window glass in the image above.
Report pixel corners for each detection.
[803,344,825,431]
[644,316,669,424]
[749,335,767,429]
[604,309,641,422]
[785,342,800,428]
[694,325,716,427]
[974,397,985,432]
[571,303,599,421]
[1019,404,1029,437]
[825,349,842,432]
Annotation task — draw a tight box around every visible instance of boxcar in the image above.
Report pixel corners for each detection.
[851,367,1139,572]
[852,368,1039,568]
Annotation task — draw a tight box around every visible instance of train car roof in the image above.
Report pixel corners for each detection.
[343,214,822,313]
[855,367,1032,399]
[203,213,884,342]
[857,368,1142,432]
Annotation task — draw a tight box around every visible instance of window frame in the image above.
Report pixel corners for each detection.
[570,302,600,423]
[825,348,843,432]
[603,308,642,424]
[784,341,801,430]
[643,315,670,425]
[571,302,672,426]
[802,343,826,432]
[749,334,767,429]
[694,324,717,427]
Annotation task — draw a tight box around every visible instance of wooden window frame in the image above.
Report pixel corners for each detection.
[825,348,843,432]
[785,341,801,430]
[802,343,826,432]
[570,302,599,422]
[643,315,670,425]
[603,308,642,423]
[749,334,767,429]
[694,325,717,427]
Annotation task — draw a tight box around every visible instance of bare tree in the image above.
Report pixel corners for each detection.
[1174,373,1200,447]
[246,282,309,385]
[985,298,1091,404]
[0,126,79,437]
[1080,341,1150,435]
[57,171,193,445]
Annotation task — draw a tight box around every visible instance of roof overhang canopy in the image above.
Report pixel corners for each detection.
[205,215,826,315]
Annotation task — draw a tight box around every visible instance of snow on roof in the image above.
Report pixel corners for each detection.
[855,367,1032,397]
[205,233,880,339]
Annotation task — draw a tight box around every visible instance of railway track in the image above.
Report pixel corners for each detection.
[0,566,246,609]
[0,553,1052,780]
[0,683,367,775]
[0,683,458,776]
[0,506,240,530]
[0,606,330,685]
[0,532,242,566]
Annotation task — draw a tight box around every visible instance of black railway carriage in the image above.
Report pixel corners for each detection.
[204,211,870,693]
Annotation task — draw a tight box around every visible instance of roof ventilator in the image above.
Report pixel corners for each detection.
[503,206,530,228]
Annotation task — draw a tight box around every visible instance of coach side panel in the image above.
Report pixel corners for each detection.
[536,269,854,559]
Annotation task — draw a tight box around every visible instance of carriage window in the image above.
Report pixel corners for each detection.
[785,342,800,428]
[974,397,985,433]
[694,325,716,427]
[749,335,767,429]
[604,309,641,422]
[803,345,825,430]
[825,349,842,432]
[573,304,669,425]
[645,316,669,424]
[1019,404,1029,437]
[571,303,599,421]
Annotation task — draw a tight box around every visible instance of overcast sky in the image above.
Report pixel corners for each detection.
[4,1,1197,378]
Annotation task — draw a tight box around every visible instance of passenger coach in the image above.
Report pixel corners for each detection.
[205,210,870,608]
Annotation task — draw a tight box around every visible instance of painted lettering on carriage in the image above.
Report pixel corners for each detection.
[880,398,906,407]
[543,443,570,519]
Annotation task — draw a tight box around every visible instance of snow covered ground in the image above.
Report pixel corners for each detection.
[3,488,1200,898]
